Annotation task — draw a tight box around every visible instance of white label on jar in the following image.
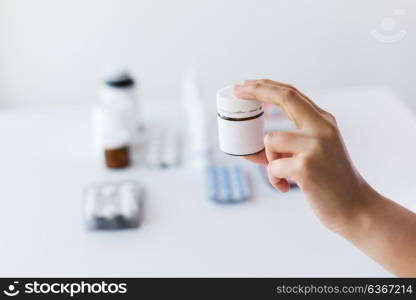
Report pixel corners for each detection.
[217,115,265,156]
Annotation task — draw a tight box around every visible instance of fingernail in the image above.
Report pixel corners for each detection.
[243,80,255,85]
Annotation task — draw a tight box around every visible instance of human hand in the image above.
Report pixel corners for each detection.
[233,79,416,276]
[233,79,373,232]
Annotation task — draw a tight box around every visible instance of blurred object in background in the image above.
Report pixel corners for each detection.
[1,0,415,113]
[103,128,131,169]
[144,126,182,169]
[181,67,210,169]
[180,69,252,203]
[207,165,251,204]
[102,67,141,129]
[84,181,143,230]
[91,68,140,168]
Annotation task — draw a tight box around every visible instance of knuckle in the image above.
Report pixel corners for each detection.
[299,155,312,170]
[323,111,337,124]
[318,117,338,139]
[281,88,290,97]
[256,79,270,84]
[254,82,264,90]
[308,138,320,151]
[309,138,325,154]
[286,84,298,93]
[282,88,297,100]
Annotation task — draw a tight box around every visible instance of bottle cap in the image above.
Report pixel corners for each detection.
[103,67,135,88]
[216,85,263,119]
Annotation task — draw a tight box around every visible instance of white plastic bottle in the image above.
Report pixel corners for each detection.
[216,85,265,156]
[92,69,140,165]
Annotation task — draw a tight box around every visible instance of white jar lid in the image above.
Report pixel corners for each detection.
[216,85,263,119]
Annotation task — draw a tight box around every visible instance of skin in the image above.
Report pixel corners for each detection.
[234,79,416,277]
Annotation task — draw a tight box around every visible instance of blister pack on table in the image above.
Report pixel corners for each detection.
[83,181,142,230]
[207,165,250,204]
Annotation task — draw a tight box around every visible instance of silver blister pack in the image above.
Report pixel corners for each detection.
[83,181,142,230]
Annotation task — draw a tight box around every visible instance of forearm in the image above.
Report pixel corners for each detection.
[341,185,416,277]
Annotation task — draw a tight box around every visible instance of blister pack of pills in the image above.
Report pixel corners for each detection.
[83,181,142,230]
[145,127,181,169]
[207,165,250,204]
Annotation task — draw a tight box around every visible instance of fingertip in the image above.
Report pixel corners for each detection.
[233,84,254,100]
[275,179,290,193]
[233,84,243,97]
[280,186,290,193]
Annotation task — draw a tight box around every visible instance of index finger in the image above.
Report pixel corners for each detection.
[245,79,327,115]
[234,81,321,129]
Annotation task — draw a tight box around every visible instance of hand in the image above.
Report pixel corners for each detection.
[233,79,372,232]
[234,79,416,276]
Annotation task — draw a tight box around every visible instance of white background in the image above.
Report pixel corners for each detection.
[1,0,416,277]
[0,0,415,110]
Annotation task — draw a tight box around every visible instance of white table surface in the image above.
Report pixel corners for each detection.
[1,86,415,277]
